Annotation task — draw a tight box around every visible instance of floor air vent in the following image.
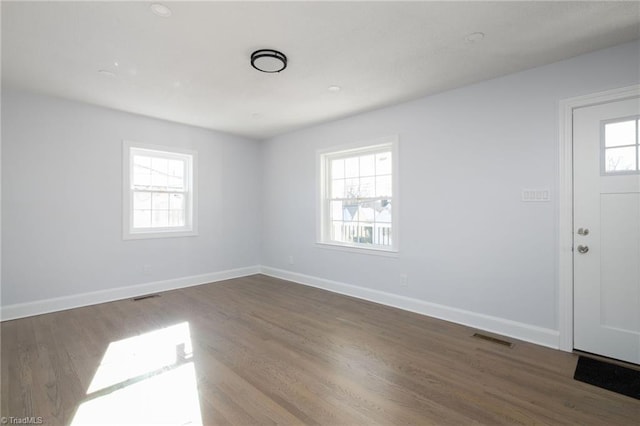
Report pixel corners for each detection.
[472,333,513,348]
[132,294,160,301]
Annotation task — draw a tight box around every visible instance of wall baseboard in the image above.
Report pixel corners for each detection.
[260,266,560,349]
[2,264,561,350]
[1,265,261,321]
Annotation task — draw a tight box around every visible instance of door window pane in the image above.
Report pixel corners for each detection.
[605,146,637,172]
[605,120,636,147]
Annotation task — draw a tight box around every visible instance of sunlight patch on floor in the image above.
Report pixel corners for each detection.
[71,322,202,425]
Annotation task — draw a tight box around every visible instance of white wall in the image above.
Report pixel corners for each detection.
[2,90,261,308]
[3,41,639,347]
[260,41,640,342]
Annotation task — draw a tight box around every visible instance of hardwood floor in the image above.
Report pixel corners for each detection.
[2,274,639,425]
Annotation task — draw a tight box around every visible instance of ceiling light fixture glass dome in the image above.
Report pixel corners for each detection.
[251,49,287,73]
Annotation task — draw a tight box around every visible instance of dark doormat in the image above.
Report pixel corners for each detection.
[573,356,640,400]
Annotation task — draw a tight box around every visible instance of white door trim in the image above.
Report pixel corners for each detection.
[558,84,640,352]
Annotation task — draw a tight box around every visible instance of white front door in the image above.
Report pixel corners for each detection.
[573,96,640,365]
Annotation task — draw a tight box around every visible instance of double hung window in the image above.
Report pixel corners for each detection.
[123,141,197,239]
[319,137,398,252]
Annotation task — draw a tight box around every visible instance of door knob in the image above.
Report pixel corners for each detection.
[577,245,589,254]
[577,228,590,236]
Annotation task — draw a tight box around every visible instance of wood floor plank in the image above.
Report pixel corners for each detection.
[2,274,639,425]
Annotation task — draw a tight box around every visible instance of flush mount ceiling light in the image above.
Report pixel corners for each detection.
[251,49,287,73]
[150,3,172,18]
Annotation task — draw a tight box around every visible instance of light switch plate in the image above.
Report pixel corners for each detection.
[522,189,550,202]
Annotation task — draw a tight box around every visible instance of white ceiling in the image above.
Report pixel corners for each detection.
[2,1,639,139]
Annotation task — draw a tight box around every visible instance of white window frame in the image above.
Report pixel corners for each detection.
[600,115,640,176]
[122,140,198,240]
[317,136,399,254]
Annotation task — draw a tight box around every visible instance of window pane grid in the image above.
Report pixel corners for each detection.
[603,118,640,174]
[125,143,195,239]
[331,222,393,247]
[133,154,186,191]
[325,146,393,248]
[132,190,187,229]
[131,151,188,229]
[329,199,392,246]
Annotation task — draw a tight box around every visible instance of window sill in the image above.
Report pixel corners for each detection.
[315,242,399,258]
[123,230,198,240]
